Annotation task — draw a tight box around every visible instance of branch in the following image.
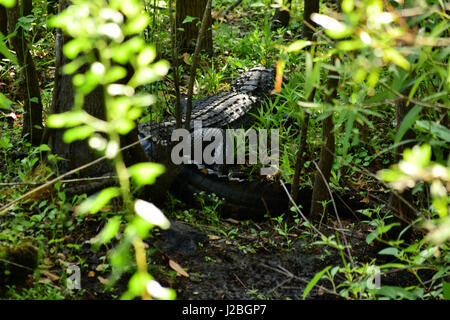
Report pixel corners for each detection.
[168,0,182,129]
[380,82,450,110]
[184,0,212,131]
[0,134,148,215]
[220,0,242,18]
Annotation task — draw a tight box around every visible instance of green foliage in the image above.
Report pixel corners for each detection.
[44,0,174,300]
[1,0,449,301]
[0,0,14,8]
[5,283,66,300]
[276,0,450,300]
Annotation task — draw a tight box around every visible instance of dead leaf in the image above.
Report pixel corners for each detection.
[97,276,109,284]
[95,264,105,272]
[42,270,60,282]
[224,218,239,224]
[41,257,54,269]
[183,52,190,65]
[208,235,221,241]
[38,278,52,285]
[169,259,189,277]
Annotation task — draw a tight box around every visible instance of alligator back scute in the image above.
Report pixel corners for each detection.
[231,66,276,96]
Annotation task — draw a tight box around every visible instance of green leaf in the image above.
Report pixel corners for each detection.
[63,38,91,60]
[325,25,353,39]
[287,40,312,53]
[63,125,95,143]
[443,281,450,300]
[432,195,448,218]
[112,37,145,64]
[416,120,450,143]
[377,168,404,182]
[115,119,135,135]
[383,48,410,70]
[0,93,13,110]
[403,144,431,169]
[337,39,365,51]
[311,13,353,39]
[47,111,87,128]
[121,272,153,300]
[304,54,320,100]
[105,66,128,83]
[0,37,18,65]
[130,215,153,239]
[341,0,354,13]
[366,69,379,87]
[377,223,400,236]
[366,230,379,245]
[129,61,169,87]
[36,144,51,152]
[0,0,15,8]
[182,16,198,24]
[378,247,399,256]
[407,73,427,106]
[0,137,11,149]
[77,187,121,215]
[124,14,150,35]
[129,162,165,187]
[93,216,121,247]
[394,105,422,146]
[376,286,422,300]
[303,266,331,299]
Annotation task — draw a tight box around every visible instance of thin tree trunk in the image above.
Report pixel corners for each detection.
[176,0,213,56]
[184,0,212,131]
[303,0,320,40]
[6,1,43,146]
[272,0,292,30]
[310,67,338,221]
[387,92,416,239]
[290,0,319,202]
[169,0,182,129]
[0,6,7,36]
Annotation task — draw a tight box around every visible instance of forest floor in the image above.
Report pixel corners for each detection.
[73,201,418,300]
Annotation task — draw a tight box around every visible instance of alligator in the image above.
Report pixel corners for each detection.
[138,66,276,160]
[138,66,365,219]
[137,66,286,213]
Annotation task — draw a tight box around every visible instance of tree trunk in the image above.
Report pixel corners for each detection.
[290,0,319,202]
[47,0,149,180]
[6,1,43,146]
[176,0,213,56]
[272,0,292,30]
[0,6,7,61]
[0,6,6,36]
[47,1,107,176]
[303,0,320,40]
[387,94,416,239]
[310,67,338,221]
